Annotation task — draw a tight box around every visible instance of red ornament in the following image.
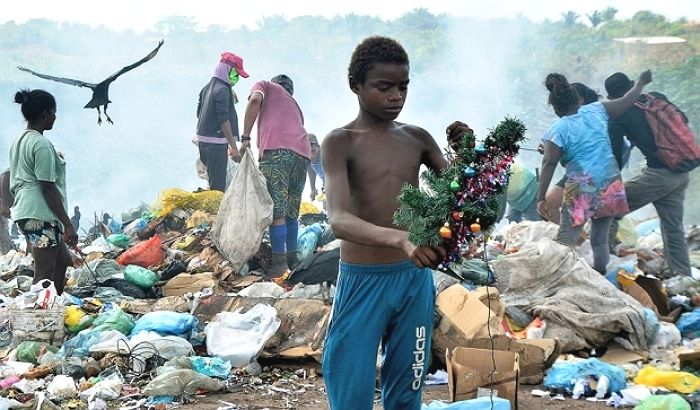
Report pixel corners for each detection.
[452,211,463,221]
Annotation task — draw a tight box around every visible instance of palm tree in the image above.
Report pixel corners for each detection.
[602,7,618,22]
[587,11,604,28]
[561,11,580,27]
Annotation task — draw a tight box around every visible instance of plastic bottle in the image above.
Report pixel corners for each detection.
[572,378,586,399]
[595,375,610,399]
[526,318,547,339]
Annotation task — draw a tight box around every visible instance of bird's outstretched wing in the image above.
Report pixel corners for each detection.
[103,40,164,84]
[17,66,95,88]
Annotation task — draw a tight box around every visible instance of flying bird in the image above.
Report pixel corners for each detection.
[18,40,164,125]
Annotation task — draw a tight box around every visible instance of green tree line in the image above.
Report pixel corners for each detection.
[0,9,698,224]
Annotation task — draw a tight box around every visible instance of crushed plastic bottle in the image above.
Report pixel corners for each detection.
[572,378,587,399]
[595,375,610,399]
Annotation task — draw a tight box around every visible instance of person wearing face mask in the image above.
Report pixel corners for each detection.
[240,74,311,277]
[195,52,249,192]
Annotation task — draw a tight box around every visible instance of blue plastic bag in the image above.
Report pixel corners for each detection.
[190,356,232,379]
[297,223,323,261]
[131,311,199,337]
[643,308,660,347]
[108,218,122,234]
[544,358,626,394]
[58,329,104,358]
[422,398,510,410]
[636,218,660,237]
[677,309,700,339]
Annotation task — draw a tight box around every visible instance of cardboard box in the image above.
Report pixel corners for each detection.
[435,285,504,340]
[434,332,559,385]
[446,347,519,409]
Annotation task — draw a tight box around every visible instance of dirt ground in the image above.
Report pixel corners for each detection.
[180,363,611,410]
[184,382,612,410]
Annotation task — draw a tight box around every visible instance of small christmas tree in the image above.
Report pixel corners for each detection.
[394,117,527,265]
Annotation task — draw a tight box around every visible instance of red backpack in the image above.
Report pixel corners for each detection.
[635,93,700,172]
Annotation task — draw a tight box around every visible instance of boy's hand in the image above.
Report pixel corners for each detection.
[403,238,446,269]
[446,121,473,149]
[638,70,652,86]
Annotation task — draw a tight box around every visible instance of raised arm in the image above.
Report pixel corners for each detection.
[423,120,474,173]
[603,70,652,119]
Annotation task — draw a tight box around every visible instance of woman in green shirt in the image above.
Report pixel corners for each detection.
[10,89,77,293]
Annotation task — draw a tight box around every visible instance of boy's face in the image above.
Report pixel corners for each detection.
[352,63,409,121]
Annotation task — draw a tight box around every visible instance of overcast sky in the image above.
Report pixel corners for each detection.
[2,0,698,31]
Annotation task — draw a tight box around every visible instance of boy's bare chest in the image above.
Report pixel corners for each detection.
[350,140,422,181]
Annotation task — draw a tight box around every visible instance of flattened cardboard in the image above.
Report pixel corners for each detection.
[121,296,190,315]
[446,347,519,409]
[621,281,659,316]
[161,272,224,296]
[600,342,648,364]
[635,275,669,316]
[679,350,700,370]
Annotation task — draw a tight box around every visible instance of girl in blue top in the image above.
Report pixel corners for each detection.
[537,71,652,273]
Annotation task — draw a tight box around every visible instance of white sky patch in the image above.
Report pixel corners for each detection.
[2,0,698,31]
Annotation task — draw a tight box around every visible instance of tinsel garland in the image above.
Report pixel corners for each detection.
[394,117,527,264]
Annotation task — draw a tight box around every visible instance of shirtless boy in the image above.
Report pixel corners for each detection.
[321,36,469,410]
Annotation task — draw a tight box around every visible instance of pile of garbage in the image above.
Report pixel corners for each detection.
[4,182,700,409]
[0,187,336,409]
[452,219,700,409]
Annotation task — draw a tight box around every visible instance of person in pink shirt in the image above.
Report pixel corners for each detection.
[240,75,311,277]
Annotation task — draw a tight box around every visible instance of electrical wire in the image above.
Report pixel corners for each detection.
[114,339,166,380]
[483,235,496,410]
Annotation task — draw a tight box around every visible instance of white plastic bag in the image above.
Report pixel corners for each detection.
[652,322,682,349]
[205,304,280,367]
[47,375,78,400]
[30,279,57,309]
[142,368,224,396]
[79,367,124,401]
[87,330,129,354]
[238,282,285,298]
[210,151,273,272]
[128,332,194,360]
[225,159,238,190]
